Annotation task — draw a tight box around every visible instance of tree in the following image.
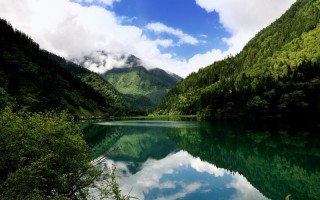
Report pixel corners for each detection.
[278,90,308,115]
[0,108,100,199]
[246,96,270,116]
[0,88,11,110]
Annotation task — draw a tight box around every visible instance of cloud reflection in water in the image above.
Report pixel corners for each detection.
[95,150,269,200]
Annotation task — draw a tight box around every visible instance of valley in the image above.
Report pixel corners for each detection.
[0,0,319,199]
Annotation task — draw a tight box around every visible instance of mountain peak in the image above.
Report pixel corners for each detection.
[126,54,142,67]
[74,51,149,74]
[73,51,182,111]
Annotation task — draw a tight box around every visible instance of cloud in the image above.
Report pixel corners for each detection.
[195,0,296,54]
[92,151,194,199]
[91,150,269,200]
[92,151,219,199]
[0,0,195,77]
[186,49,229,72]
[74,0,120,7]
[0,0,122,58]
[156,182,202,200]
[153,39,175,48]
[227,173,269,200]
[146,22,199,46]
[190,157,225,177]
[98,0,120,6]
[79,52,131,73]
[198,34,208,39]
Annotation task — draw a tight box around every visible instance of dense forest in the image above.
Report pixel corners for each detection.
[103,64,182,111]
[0,18,131,118]
[157,0,320,120]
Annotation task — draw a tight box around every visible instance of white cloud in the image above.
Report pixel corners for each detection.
[227,173,270,200]
[80,52,131,73]
[0,0,195,77]
[195,0,296,54]
[91,150,268,200]
[190,157,225,177]
[98,0,120,6]
[146,22,199,46]
[156,182,202,200]
[153,39,175,48]
[75,0,120,7]
[93,151,213,199]
[199,34,208,38]
[93,151,196,199]
[186,49,229,72]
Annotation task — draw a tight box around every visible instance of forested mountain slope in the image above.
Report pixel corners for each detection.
[157,0,320,119]
[48,54,131,116]
[0,19,109,117]
[76,52,182,111]
[103,57,182,110]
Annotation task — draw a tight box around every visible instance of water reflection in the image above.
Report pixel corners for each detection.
[82,120,320,200]
[96,120,198,128]
[96,151,267,200]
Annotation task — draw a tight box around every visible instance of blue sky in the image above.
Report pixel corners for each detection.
[0,0,295,77]
[75,0,231,59]
[111,0,230,58]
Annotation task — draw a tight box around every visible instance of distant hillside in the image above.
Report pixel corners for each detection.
[48,54,131,116]
[157,0,320,119]
[0,18,109,117]
[78,53,182,111]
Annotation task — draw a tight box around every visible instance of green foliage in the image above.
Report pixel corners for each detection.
[196,106,212,120]
[278,90,308,114]
[0,87,11,110]
[157,0,320,119]
[246,96,269,116]
[0,108,100,199]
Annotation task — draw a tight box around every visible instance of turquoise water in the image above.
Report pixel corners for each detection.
[83,120,320,200]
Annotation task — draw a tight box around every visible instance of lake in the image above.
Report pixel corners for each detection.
[82,120,320,200]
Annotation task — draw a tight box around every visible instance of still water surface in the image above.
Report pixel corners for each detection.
[82,120,320,200]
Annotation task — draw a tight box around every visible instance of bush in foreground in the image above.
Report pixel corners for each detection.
[0,108,100,199]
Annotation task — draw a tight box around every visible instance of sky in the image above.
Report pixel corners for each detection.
[0,0,295,77]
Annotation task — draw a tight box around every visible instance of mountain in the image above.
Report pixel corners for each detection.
[157,0,320,119]
[102,57,182,110]
[48,54,131,116]
[77,52,182,111]
[0,18,111,117]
